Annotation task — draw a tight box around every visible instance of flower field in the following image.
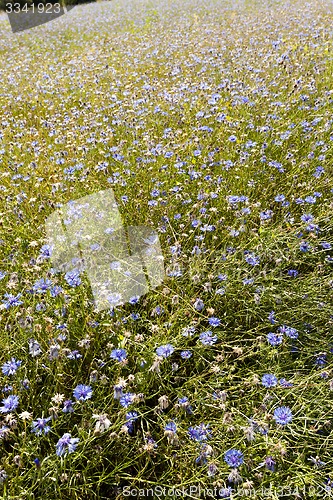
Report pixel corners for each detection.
[0,0,332,498]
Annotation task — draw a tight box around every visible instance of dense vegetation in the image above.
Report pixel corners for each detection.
[0,0,332,498]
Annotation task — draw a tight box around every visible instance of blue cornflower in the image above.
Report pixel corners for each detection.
[262,374,278,388]
[193,298,204,311]
[264,456,276,471]
[32,278,52,294]
[227,195,240,205]
[2,385,13,393]
[2,293,23,309]
[218,487,232,498]
[66,350,82,360]
[39,244,53,258]
[0,395,19,413]
[62,400,74,413]
[73,384,93,402]
[229,135,237,142]
[125,411,138,434]
[279,325,298,339]
[180,350,192,359]
[110,348,127,362]
[208,317,221,327]
[314,166,324,178]
[2,358,22,376]
[188,423,211,442]
[301,213,313,223]
[268,311,276,324]
[50,285,63,297]
[0,425,9,439]
[31,417,52,436]
[243,278,254,285]
[274,194,285,202]
[304,196,316,204]
[279,378,293,388]
[260,210,273,220]
[273,406,293,425]
[64,268,81,287]
[199,330,217,346]
[287,269,298,277]
[126,411,138,422]
[119,393,135,408]
[321,242,331,250]
[267,332,283,346]
[245,253,260,266]
[224,449,244,468]
[164,421,177,433]
[0,271,6,280]
[156,344,174,358]
[56,433,79,457]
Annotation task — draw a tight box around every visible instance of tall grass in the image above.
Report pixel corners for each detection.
[0,0,332,498]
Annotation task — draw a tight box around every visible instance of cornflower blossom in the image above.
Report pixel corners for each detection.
[56,433,80,457]
[73,384,93,402]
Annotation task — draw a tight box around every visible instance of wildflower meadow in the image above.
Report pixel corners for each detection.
[0,0,332,498]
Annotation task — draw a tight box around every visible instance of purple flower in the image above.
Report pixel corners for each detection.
[31,417,52,436]
[265,456,276,471]
[262,374,278,388]
[273,406,293,425]
[50,285,63,297]
[64,268,81,287]
[28,339,42,357]
[245,253,260,266]
[56,433,79,457]
[267,332,283,346]
[268,311,276,324]
[39,244,53,258]
[2,358,22,376]
[67,350,82,360]
[119,392,135,408]
[73,384,93,402]
[199,330,217,346]
[279,325,298,339]
[300,241,311,252]
[279,378,293,388]
[301,213,313,223]
[62,400,74,413]
[180,350,192,359]
[287,269,298,277]
[156,344,174,358]
[208,317,221,327]
[193,298,204,311]
[224,449,244,468]
[0,395,19,413]
[110,348,127,362]
[164,421,177,433]
[188,423,211,442]
[2,293,23,309]
[32,278,52,294]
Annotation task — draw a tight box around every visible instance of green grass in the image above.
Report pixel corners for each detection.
[0,0,332,498]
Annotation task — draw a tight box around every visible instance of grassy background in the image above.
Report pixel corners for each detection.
[0,0,332,498]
